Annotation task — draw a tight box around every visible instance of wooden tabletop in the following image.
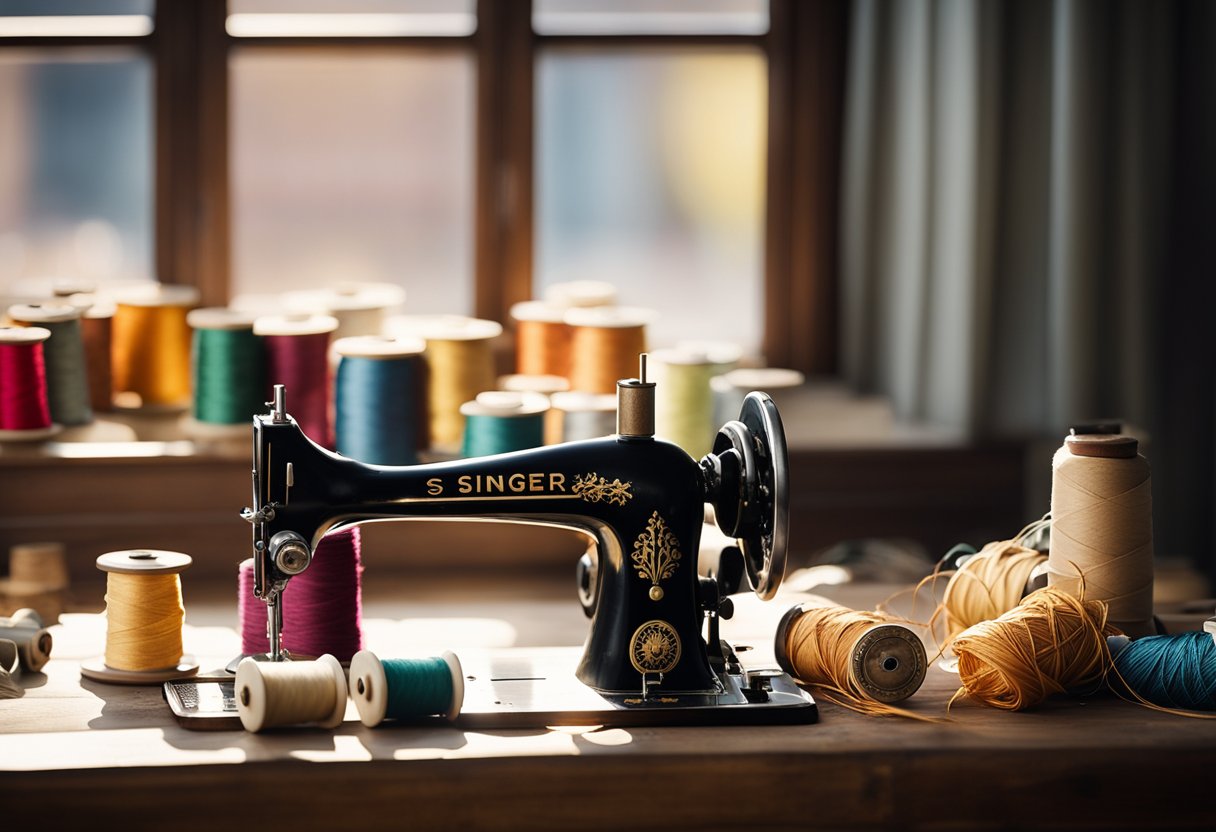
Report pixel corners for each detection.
[2,575,1214,831]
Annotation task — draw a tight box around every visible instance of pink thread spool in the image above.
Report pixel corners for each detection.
[253,314,338,448]
[239,527,364,662]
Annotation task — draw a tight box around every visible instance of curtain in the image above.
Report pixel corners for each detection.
[839,0,1214,569]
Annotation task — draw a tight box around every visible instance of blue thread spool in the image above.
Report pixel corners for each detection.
[349,649,464,726]
[333,335,426,465]
[1108,633,1216,711]
[459,391,548,458]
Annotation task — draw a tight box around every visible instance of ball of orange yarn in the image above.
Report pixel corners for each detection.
[951,585,1119,711]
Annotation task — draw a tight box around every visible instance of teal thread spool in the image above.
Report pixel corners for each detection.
[187,308,266,429]
[333,335,426,465]
[349,649,464,726]
[460,391,548,457]
[1108,633,1216,711]
[7,303,92,426]
[498,373,569,445]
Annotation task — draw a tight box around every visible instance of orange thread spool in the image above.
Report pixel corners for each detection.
[511,301,570,377]
[110,284,198,409]
[565,307,653,394]
[70,295,115,414]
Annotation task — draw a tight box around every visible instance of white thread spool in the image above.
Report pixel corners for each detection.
[1048,432,1156,639]
[551,391,618,442]
[235,654,348,732]
[0,608,53,673]
[543,280,617,309]
[498,373,570,445]
[712,367,805,427]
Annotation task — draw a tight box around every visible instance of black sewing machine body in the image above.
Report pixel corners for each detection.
[242,378,817,725]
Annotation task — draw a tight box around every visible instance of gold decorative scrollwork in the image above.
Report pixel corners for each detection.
[572,473,633,505]
[629,620,681,675]
[631,511,682,600]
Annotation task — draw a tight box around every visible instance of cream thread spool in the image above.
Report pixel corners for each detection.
[284,282,406,341]
[0,608,53,673]
[1048,432,1156,639]
[235,654,348,732]
[542,279,617,309]
[712,367,805,427]
[80,549,199,685]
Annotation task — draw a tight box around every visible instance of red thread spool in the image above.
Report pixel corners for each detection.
[253,314,338,448]
[0,326,54,436]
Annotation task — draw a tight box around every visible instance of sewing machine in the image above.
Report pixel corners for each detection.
[229,358,815,726]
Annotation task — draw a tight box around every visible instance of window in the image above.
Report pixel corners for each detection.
[0,0,844,374]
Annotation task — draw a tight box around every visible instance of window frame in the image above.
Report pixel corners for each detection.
[2,0,846,375]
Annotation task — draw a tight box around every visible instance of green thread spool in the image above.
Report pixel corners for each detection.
[187,308,266,428]
[349,649,464,727]
[7,303,92,426]
[651,347,718,459]
[460,391,548,458]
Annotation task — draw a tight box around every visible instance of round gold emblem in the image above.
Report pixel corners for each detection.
[629,620,681,674]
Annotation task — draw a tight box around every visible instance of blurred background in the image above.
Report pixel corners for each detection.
[0,0,1212,590]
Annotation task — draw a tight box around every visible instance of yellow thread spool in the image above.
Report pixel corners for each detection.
[941,539,1047,638]
[565,306,653,394]
[109,283,198,410]
[388,315,502,452]
[80,549,198,685]
[235,654,347,732]
[1049,432,1156,639]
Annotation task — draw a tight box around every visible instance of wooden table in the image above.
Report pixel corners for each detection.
[2,575,1213,831]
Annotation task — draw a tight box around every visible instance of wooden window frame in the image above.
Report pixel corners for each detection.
[5,0,847,375]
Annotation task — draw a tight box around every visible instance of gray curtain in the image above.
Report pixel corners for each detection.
[839,0,1215,569]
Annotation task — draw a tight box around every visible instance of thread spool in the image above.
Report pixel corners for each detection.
[650,348,718,459]
[550,391,617,442]
[565,306,653,394]
[238,527,365,662]
[1049,431,1155,638]
[235,653,348,732]
[712,367,805,428]
[333,335,426,465]
[109,283,198,410]
[80,549,199,684]
[285,282,406,340]
[0,542,70,623]
[0,638,21,699]
[0,325,57,441]
[185,308,267,438]
[775,599,927,714]
[460,391,549,457]
[543,279,617,309]
[1109,632,1216,711]
[939,537,1048,638]
[388,315,502,452]
[675,339,744,375]
[499,373,569,445]
[511,300,571,377]
[7,303,92,426]
[350,649,465,726]
[65,293,115,414]
[0,608,53,673]
[254,314,338,447]
[951,586,1116,711]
